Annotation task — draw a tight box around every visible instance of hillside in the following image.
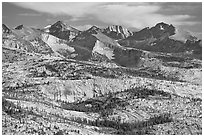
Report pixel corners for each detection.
[2,21,202,135]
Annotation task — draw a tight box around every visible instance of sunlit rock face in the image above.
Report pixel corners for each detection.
[102,25,133,40]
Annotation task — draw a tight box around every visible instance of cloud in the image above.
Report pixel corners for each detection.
[12,2,200,29]
[73,24,104,31]
[13,2,101,17]
[18,13,41,16]
[73,24,93,31]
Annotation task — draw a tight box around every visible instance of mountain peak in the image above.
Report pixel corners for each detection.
[42,21,81,41]
[51,21,67,31]
[2,24,11,33]
[15,24,24,30]
[88,25,100,30]
[103,25,133,39]
[85,25,101,34]
[55,20,67,25]
[154,22,175,30]
[150,22,175,38]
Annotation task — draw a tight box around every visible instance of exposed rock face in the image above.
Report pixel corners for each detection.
[93,40,115,60]
[119,22,201,59]
[41,33,75,57]
[2,24,11,33]
[126,27,153,40]
[15,24,24,30]
[86,26,101,34]
[102,25,133,40]
[150,22,175,39]
[74,31,143,67]
[2,24,76,58]
[124,22,175,41]
[44,21,81,41]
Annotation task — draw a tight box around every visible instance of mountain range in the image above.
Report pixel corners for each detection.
[2,21,202,67]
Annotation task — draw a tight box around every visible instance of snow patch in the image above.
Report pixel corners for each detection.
[160,25,164,30]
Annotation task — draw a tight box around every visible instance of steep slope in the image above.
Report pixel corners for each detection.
[12,25,42,41]
[43,24,51,33]
[41,33,75,57]
[91,32,146,67]
[70,26,101,60]
[119,22,202,59]
[71,27,154,67]
[2,25,53,55]
[2,24,11,34]
[102,25,133,40]
[2,24,76,58]
[43,21,81,41]
[149,22,175,39]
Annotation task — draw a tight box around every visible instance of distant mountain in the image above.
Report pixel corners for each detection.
[73,25,133,40]
[150,22,175,39]
[86,25,101,34]
[118,22,201,58]
[102,25,133,40]
[124,22,175,41]
[2,24,76,58]
[2,24,11,34]
[42,21,81,41]
[71,29,147,67]
[15,24,24,30]
[125,27,153,40]
[2,21,202,65]
[91,32,145,67]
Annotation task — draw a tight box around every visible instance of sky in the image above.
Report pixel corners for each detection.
[2,2,202,38]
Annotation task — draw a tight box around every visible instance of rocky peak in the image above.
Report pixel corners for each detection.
[50,21,68,32]
[103,25,133,39]
[106,25,132,34]
[86,26,101,34]
[2,24,11,33]
[150,22,175,38]
[46,21,80,41]
[15,24,24,30]
[122,27,153,41]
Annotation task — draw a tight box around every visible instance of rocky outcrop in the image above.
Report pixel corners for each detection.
[45,21,81,41]
[15,24,24,30]
[150,22,175,39]
[41,33,75,57]
[2,24,11,33]
[102,25,133,40]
